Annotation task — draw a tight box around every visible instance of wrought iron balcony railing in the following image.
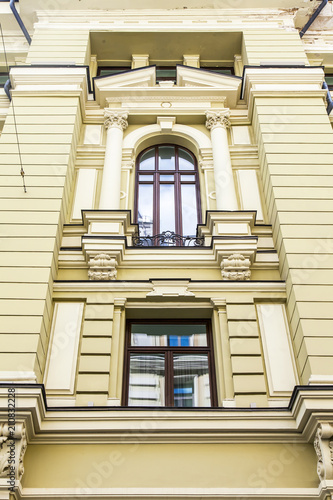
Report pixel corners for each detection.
[132,231,204,247]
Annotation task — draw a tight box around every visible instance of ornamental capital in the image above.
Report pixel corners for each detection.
[205,110,231,131]
[104,110,128,131]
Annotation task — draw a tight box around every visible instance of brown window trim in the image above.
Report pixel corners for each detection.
[122,319,218,408]
[135,144,202,239]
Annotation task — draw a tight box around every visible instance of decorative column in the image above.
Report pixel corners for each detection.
[99,110,128,210]
[205,110,238,211]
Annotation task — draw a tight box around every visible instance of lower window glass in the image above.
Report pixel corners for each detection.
[125,322,216,407]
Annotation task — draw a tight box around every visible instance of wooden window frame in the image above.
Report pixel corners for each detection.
[135,144,202,238]
[122,319,217,408]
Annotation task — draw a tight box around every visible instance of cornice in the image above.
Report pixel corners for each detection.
[1,386,333,445]
[15,486,323,500]
[52,280,286,294]
[34,9,296,29]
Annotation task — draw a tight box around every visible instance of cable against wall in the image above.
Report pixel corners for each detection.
[0,22,27,193]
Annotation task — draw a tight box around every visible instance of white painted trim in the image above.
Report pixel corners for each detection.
[123,123,211,152]
[0,371,37,383]
[19,486,320,499]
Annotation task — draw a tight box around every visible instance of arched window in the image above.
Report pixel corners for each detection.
[135,145,201,239]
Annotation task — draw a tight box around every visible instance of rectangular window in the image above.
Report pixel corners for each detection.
[124,321,216,407]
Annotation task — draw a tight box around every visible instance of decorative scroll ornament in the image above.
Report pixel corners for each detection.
[132,231,204,247]
[104,110,128,131]
[314,422,333,481]
[205,110,231,131]
[221,253,251,281]
[88,254,117,281]
[0,423,27,481]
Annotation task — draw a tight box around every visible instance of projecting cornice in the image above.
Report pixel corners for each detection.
[1,385,333,444]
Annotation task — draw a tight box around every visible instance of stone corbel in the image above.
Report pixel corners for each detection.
[221,253,251,281]
[0,423,27,488]
[314,422,333,482]
[88,253,118,281]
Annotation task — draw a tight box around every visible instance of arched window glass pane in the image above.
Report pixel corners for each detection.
[179,148,194,170]
[158,146,175,170]
[181,184,197,236]
[139,148,155,170]
[138,184,154,236]
[159,184,175,232]
[136,145,201,242]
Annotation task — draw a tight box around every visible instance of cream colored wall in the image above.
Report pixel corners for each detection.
[0,94,82,381]
[242,30,309,66]
[22,442,318,489]
[252,94,333,383]
[26,29,90,65]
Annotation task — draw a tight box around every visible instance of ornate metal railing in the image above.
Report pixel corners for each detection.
[132,231,204,247]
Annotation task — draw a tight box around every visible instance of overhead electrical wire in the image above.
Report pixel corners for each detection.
[0,22,27,193]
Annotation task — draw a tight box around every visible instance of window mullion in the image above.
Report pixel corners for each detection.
[165,350,174,407]
[174,147,182,236]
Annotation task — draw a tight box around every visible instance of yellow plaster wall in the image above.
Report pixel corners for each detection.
[242,30,308,66]
[26,29,90,65]
[0,94,82,380]
[22,442,318,489]
[252,94,333,382]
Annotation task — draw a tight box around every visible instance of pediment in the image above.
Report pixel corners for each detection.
[94,66,156,103]
[177,65,242,90]
[94,65,242,109]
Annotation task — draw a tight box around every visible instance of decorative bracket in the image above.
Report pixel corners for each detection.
[0,423,27,484]
[314,422,333,482]
[221,253,251,281]
[88,253,118,281]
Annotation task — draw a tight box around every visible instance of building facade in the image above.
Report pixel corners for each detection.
[1,0,333,499]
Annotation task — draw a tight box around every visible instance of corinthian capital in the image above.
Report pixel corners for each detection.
[205,110,231,131]
[104,110,128,131]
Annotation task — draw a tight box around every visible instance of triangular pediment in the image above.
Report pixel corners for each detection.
[177,65,242,107]
[94,65,242,108]
[94,66,156,103]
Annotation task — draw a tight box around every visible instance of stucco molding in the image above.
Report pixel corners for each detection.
[123,123,211,152]
[314,422,333,482]
[87,254,118,281]
[221,253,251,281]
[0,423,27,481]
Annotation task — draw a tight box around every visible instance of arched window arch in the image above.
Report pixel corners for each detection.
[135,144,201,239]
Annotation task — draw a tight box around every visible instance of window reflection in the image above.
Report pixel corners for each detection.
[128,354,165,406]
[173,354,211,407]
[131,324,207,347]
[126,322,214,408]
[158,146,176,170]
